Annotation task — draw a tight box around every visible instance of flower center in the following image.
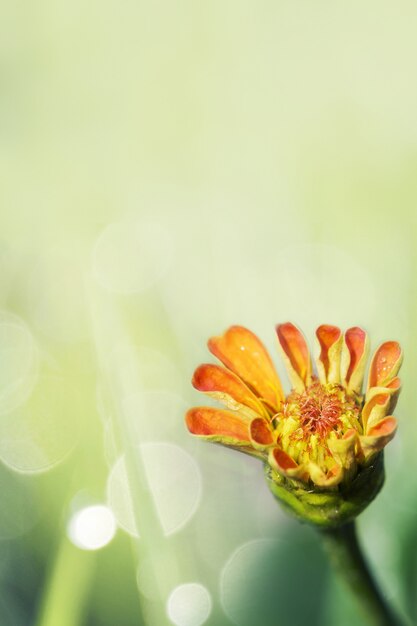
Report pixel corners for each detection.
[285,382,358,441]
[298,387,342,438]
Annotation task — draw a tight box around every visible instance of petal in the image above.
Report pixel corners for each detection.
[315,325,342,384]
[327,430,358,482]
[328,430,358,469]
[361,393,390,433]
[268,447,307,480]
[276,322,312,392]
[386,377,401,413]
[249,417,274,448]
[192,364,268,420]
[365,376,401,404]
[359,416,398,461]
[340,327,369,394]
[208,326,284,410]
[367,416,398,438]
[308,462,343,488]
[185,407,251,445]
[387,377,401,390]
[368,341,403,390]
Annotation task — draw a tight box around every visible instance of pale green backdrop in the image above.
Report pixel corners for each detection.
[0,2,416,625]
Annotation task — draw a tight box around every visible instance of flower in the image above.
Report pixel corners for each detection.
[185,323,403,527]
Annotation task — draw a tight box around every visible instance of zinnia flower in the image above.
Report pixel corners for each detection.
[185,324,402,526]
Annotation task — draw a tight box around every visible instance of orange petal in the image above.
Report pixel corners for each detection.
[340,327,369,394]
[268,447,307,480]
[249,417,274,448]
[315,325,342,384]
[276,322,312,392]
[185,407,251,444]
[368,341,403,390]
[361,393,390,432]
[192,364,268,420]
[208,326,284,410]
[359,416,398,461]
[387,377,401,391]
[365,376,401,402]
[367,416,398,438]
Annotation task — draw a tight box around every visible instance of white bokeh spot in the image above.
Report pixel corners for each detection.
[67,505,117,551]
[167,583,212,626]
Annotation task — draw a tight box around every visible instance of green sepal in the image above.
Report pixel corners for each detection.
[265,452,385,528]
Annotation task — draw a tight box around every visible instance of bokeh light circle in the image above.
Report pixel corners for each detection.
[167,583,212,626]
[0,374,79,474]
[220,539,280,626]
[107,443,202,537]
[141,442,202,536]
[67,505,117,551]
[220,534,328,626]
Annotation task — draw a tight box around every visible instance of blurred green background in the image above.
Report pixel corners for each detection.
[1,1,416,625]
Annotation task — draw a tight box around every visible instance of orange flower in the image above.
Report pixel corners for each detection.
[186,324,402,491]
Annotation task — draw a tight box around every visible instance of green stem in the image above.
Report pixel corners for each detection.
[320,522,407,626]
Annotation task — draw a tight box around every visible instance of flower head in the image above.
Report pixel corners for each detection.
[185,324,402,526]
